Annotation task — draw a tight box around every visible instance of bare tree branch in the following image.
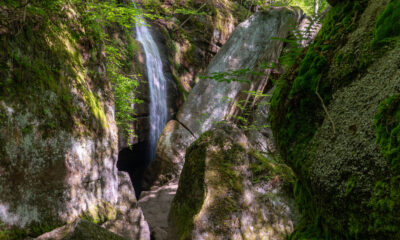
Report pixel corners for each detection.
[316,78,336,136]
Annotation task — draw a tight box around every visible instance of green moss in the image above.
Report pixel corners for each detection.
[202,132,245,235]
[288,181,337,240]
[182,44,196,66]
[250,151,295,186]
[0,3,111,135]
[0,220,63,240]
[169,136,207,240]
[79,201,118,225]
[0,28,77,132]
[269,0,375,239]
[372,0,400,46]
[169,127,249,239]
[216,143,245,194]
[368,94,400,238]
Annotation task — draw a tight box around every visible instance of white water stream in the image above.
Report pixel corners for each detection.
[135,16,168,163]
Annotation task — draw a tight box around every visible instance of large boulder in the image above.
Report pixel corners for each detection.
[148,7,304,185]
[176,7,303,135]
[168,123,299,240]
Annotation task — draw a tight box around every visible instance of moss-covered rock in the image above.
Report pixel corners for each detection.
[270,0,400,238]
[168,123,298,240]
[369,93,400,238]
[36,219,127,240]
[0,2,149,239]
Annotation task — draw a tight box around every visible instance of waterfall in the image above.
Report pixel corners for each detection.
[135,17,168,163]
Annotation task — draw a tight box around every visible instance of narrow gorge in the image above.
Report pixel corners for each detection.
[1,0,400,240]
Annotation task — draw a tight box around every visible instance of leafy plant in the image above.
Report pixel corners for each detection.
[105,43,143,138]
[77,0,150,138]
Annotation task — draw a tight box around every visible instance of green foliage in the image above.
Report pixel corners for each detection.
[239,0,329,16]
[230,93,271,131]
[287,0,329,16]
[87,1,139,29]
[76,0,145,137]
[372,0,400,47]
[105,41,143,139]
[200,65,272,129]
[369,94,400,238]
[199,66,272,131]
[277,35,306,70]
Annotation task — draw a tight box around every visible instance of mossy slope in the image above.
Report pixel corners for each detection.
[270,0,400,238]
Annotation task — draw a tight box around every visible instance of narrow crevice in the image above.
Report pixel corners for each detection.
[117,141,150,199]
[175,119,197,138]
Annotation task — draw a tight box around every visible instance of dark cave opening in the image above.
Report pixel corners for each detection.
[117,141,150,199]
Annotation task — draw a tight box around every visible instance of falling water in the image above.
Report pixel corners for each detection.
[135,16,168,163]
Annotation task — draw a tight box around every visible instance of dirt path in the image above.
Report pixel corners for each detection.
[138,180,178,240]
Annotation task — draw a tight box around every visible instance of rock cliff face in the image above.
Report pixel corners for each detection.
[0,36,120,230]
[168,123,298,240]
[270,0,400,238]
[148,7,304,185]
[0,2,149,239]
